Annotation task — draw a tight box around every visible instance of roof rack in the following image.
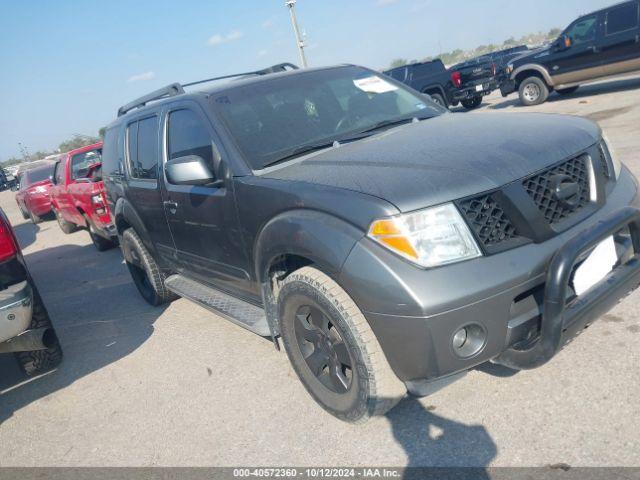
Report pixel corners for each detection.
[117,63,299,117]
[117,83,184,117]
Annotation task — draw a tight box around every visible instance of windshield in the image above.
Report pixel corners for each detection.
[211,66,444,169]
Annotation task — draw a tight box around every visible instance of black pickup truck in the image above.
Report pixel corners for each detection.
[384,58,499,110]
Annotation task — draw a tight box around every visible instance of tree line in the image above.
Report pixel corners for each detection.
[1,128,106,168]
[388,28,562,70]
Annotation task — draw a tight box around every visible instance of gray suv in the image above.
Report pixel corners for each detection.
[102,63,640,422]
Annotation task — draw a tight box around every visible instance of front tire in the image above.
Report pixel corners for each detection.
[121,228,177,306]
[18,203,29,220]
[278,266,405,423]
[29,210,42,224]
[518,76,549,106]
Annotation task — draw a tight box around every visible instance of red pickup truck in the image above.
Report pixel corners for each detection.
[49,142,117,251]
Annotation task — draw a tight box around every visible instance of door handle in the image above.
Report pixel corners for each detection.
[163,200,178,214]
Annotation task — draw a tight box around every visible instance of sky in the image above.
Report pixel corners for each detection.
[0,0,614,160]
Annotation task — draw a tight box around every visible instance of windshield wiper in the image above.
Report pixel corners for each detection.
[262,141,338,168]
[360,114,433,134]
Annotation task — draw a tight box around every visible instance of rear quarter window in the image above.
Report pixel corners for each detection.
[606,2,639,35]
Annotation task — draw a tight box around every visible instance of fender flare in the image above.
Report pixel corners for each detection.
[511,63,554,87]
[253,209,365,338]
[114,197,157,259]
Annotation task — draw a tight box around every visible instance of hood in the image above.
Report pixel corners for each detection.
[262,113,600,213]
[511,45,551,66]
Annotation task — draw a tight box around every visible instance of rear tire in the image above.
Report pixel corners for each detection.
[18,204,29,220]
[428,93,446,108]
[461,96,483,110]
[54,208,78,234]
[278,266,405,423]
[84,215,116,251]
[122,228,177,306]
[556,86,579,95]
[518,76,549,106]
[29,210,42,224]
[14,290,63,376]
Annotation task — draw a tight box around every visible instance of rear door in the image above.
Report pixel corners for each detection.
[160,101,252,297]
[123,113,176,263]
[599,1,640,75]
[550,12,605,84]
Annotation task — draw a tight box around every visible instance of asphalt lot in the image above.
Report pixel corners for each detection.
[1,74,640,468]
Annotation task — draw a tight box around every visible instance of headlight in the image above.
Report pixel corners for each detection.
[368,203,482,268]
[506,64,514,75]
[601,134,622,179]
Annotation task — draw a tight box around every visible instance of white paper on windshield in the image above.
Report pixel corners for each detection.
[572,236,617,296]
[353,76,398,94]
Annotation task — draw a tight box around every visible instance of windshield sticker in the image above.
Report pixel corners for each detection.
[353,76,398,94]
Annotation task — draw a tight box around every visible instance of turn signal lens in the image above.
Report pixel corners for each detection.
[368,203,482,268]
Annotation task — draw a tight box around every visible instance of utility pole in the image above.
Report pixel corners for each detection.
[285,0,308,68]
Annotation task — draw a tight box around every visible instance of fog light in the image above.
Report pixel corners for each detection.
[452,328,467,349]
[451,323,486,358]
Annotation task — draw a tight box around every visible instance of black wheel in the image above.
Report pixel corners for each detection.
[122,228,177,306]
[53,208,77,234]
[461,96,483,110]
[84,215,115,251]
[14,289,63,376]
[29,209,42,224]
[518,76,549,106]
[278,266,405,423]
[556,86,579,96]
[428,93,446,108]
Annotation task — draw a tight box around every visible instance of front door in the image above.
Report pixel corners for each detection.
[160,102,252,298]
[599,1,640,76]
[549,13,604,84]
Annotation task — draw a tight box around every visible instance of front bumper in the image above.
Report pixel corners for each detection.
[452,78,500,101]
[339,169,640,382]
[0,281,33,344]
[27,195,52,216]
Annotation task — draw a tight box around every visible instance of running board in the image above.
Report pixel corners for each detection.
[164,274,271,336]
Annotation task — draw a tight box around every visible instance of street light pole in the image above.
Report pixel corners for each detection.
[285,0,308,68]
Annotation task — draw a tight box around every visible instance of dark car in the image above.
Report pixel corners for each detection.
[384,58,498,110]
[471,45,529,82]
[0,208,63,376]
[103,63,640,423]
[502,0,640,105]
[14,163,56,224]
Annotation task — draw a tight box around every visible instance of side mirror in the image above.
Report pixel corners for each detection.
[165,155,217,186]
[555,34,571,51]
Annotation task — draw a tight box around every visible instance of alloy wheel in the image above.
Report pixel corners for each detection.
[294,304,354,393]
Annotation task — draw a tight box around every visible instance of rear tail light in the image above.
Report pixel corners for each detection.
[0,216,18,263]
[451,71,461,88]
[491,63,497,76]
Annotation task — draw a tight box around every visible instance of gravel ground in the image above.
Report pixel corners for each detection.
[0,74,639,468]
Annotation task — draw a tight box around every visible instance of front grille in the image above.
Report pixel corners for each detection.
[522,155,590,225]
[458,193,519,247]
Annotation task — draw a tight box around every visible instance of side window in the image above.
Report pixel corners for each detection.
[606,2,639,35]
[102,127,122,177]
[167,109,214,167]
[127,116,159,180]
[70,149,102,179]
[566,15,598,46]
